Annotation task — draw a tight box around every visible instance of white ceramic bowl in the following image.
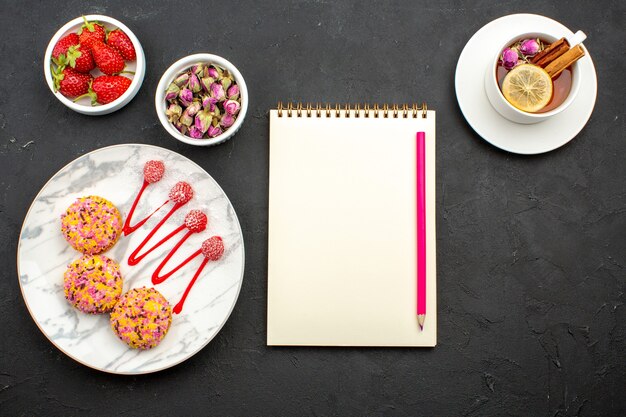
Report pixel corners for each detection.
[155,54,248,146]
[43,15,146,116]
[484,29,586,124]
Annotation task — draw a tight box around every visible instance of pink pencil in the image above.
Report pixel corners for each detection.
[416,132,427,330]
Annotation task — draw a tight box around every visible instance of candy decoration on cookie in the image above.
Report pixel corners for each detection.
[126,183,195,265]
[151,236,225,314]
[123,160,166,236]
[128,209,207,266]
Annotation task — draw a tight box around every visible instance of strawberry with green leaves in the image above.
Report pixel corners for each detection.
[78,17,106,50]
[52,33,79,60]
[57,45,95,73]
[75,75,132,105]
[52,67,92,98]
[107,29,136,61]
[91,41,126,75]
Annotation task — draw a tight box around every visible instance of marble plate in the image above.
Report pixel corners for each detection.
[17,144,245,374]
[455,14,597,154]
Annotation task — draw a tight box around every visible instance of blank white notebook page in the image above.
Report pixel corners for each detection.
[268,109,436,346]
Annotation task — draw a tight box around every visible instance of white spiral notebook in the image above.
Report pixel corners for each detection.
[268,103,437,346]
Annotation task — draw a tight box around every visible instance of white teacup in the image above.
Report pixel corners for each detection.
[484,30,586,124]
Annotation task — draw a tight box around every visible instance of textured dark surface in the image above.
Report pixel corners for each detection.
[1,1,624,416]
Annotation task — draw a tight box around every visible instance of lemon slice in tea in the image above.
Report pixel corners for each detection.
[501,64,553,113]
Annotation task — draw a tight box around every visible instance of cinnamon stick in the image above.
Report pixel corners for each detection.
[544,45,585,78]
[531,38,570,67]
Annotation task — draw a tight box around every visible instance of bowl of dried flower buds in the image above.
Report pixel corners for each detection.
[155,54,248,146]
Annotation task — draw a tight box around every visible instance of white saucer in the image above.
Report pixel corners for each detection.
[455,14,597,154]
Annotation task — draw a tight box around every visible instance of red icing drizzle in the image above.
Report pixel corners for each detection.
[173,257,209,314]
[152,248,202,284]
[129,210,207,266]
[123,186,168,236]
[123,161,167,236]
[128,223,186,266]
[121,167,227,315]
[126,182,195,266]
[152,236,225,314]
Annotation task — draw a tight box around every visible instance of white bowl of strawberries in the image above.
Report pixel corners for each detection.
[44,15,145,115]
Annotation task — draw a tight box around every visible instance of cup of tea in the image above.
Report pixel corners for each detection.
[484,29,586,124]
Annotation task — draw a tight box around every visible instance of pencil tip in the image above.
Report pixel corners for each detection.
[417,314,425,330]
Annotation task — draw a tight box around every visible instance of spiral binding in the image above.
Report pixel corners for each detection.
[276,102,428,119]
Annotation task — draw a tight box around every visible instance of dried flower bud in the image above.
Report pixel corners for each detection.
[188,125,204,139]
[519,39,540,57]
[174,121,189,135]
[165,83,180,101]
[173,73,190,88]
[200,77,215,92]
[186,101,201,117]
[220,114,235,128]
[207,125,223,138]
[189,73,202,93]
[227,84,239,100]
[179,88,193,107]
[191,63,204,76]
[223,99,241,115]
[208,66,220,79]
[166,103,182,123]
[210,83,225,101]
[202,96,218,111]
[221,77,232,91]
[195,109,213,133]
[501,47,519,70]
[180,107,194,126]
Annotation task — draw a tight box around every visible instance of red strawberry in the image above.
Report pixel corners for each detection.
[91,41,125,75]
[63,45,95,73]
[78,17,106,50]
[52,33,79,60]
[89,75,132,104]
[107,29,136,61]
[52,67,92,98]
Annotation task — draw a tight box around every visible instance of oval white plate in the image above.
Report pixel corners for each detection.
[17,144,244,374]
[455,14,598,154]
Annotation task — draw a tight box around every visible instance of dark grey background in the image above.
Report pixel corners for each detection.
[1,1,624,416]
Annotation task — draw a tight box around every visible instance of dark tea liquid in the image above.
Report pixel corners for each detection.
[497,39,573,113]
